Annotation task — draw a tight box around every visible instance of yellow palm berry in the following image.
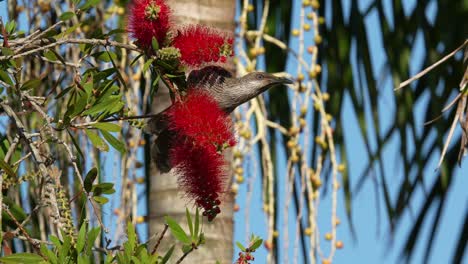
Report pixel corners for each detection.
[287,139,297,149]
[315,64,322,74]
[292,29,300,37]
[318,16,325,24]
[289,126,300,136]
[136,216,145,224]
[325,232,332,240]
[235,167,244,175]
[314,34,323,44]
[326,114,333,122]
[297,73,305,82]
[236,175,244,184]
[273,230,280,238]
[312,176,322,188]
[307,12,314,20]
[303,23,311,31]
[311,0,320,9]
[322,92,330,101]
[247,4,254,12]
[300,106,308,116]
[304,227,312,235]
[257,46,266,54]
[302,0,311,6]
[338,164,346,172]
[299,118,307,128]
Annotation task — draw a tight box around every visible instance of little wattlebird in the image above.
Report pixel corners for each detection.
[147,65,293,172]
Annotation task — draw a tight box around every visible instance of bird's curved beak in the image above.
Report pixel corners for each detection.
[271,76,294,85]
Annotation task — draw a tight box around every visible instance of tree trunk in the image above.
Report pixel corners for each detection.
[148,1,236,263]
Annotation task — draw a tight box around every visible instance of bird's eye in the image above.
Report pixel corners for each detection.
[256,74,264,80]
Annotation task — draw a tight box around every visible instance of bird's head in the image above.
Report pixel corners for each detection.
[240,72,294,93]
[218,71,292,112]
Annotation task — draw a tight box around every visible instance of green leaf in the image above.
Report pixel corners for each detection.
[85,129,109,151]
[186,208,194,240]
[100,130,126,154]
[84,167,98,193]
[0,253,44,263]
[59,11,75,21]
[41,244,57,264]
[143,58,154,73]
[165,216,190,244]
[94,51,117,62]
[250,238,263,251]
[20,79,41,91]
[160,245,175,264]
[151,37,159,51]
[43,50,58,61]
[82,96,120,116]
[127,222,137,254]
[92,196,109,204]
[236,242,246,251]
[0,158,16,178]
[92,182,115,195]
[79,0,100,11]
[181,244,192,254]
[0,70,13,86]
[77,222,87,253]
[91,122,121,132]
[85,227,100,254]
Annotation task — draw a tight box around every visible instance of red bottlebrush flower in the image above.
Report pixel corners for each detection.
[128,0,171,49]
[167,91,236,150]
[165,90,236,220]
[172,25,234,67]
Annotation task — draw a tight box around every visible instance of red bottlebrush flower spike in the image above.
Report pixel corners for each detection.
[167,91,236,150]
[128,0,171,49]
[172,25,234,67]
[166,91,236,220]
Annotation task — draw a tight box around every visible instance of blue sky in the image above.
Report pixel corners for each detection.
[1,1,467,263]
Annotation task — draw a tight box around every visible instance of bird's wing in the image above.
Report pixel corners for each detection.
[187,65,233,90]
[148,66,233,173]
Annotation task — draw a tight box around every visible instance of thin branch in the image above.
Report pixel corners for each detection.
[0,38,142,61]
[397,39,467,90]
[151,224,168,255]
[175,247,195,264]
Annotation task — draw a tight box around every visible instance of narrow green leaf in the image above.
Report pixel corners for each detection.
[250,239,263,251]
[236,242,246,251]
[151,37,159,51]
[84,167,98,193]
[92,182,115,195]
[0,70,13,86]
[79,0,100,11]
[143,58,154,73]
[165,216,190,244]
[77,223,87,253]
[85,227,100,254]
[41,244,57,264]
[59,11,75,21]
[85,129,109,151]
[91,122,121,132]
[186,208,194,240]
[127,222,136,254]
[160,245,175,264]
[0,253,44,263]
[181,245,192,254]
[20,79,41,91]
[92,196,109,204]
[101,130,126,154]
